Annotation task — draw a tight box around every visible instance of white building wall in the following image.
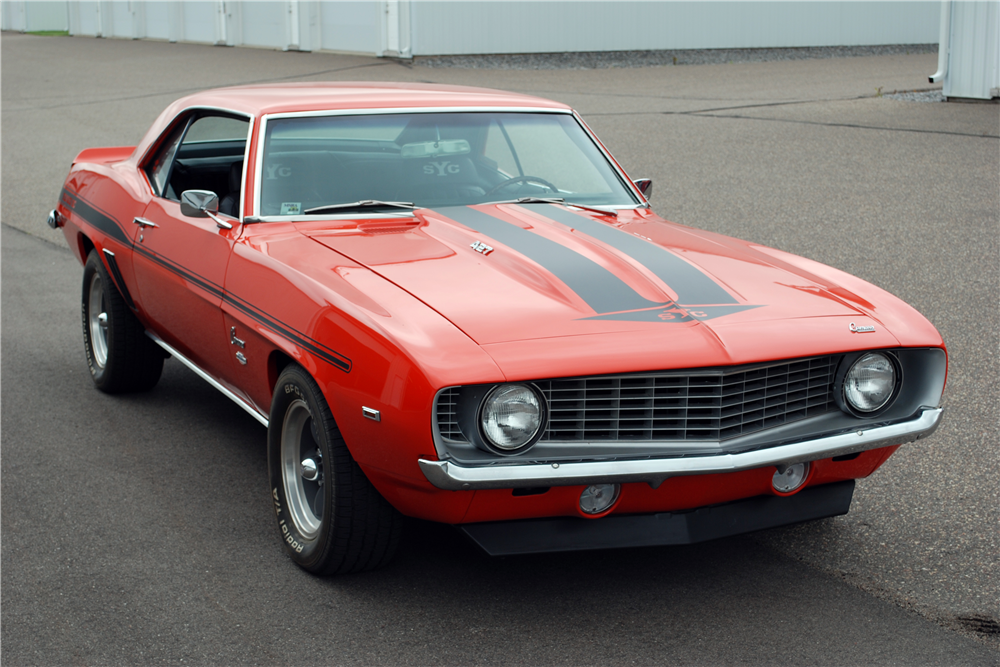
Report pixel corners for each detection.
[408,1,939,56]
[240,1,287,49]
[18,0,939,56]
[1,1,68,32]
[942,0,1000,99]
[142,2,173,41]
[319,2,381,54]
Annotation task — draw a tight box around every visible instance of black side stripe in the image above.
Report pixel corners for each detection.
[517,204,737,306]
[132,246,350,372]
[224,292,352,373]
[436,206,666,314]
[132,244,226,299]
[102,249,136,311]
[68,191,132,246]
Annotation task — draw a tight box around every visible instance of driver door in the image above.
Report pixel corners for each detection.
[131,111,251,385]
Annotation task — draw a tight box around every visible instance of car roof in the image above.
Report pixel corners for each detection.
[171,82,571,117]
[132,82,573,167]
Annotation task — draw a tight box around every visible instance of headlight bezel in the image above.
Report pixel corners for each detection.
[834,350,903,418]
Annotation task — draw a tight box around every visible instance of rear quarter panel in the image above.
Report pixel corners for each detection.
[58,154,150,317]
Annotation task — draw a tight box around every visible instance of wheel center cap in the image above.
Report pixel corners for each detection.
[300,458,319,482]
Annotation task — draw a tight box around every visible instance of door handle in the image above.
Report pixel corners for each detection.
[133,217,158,228]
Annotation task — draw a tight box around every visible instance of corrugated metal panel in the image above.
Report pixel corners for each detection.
[27,1,69,31]
[409,1,939,56]
[2,1,69,32]
[319,1,381,54]
[71,2,103,37]
[108,2,136,38]
[241,2,287,49]
[180,1,220,45]
[2,2,26,31]
[944,1,1000,99]
[48,0,939,57]
[143,2,173,41]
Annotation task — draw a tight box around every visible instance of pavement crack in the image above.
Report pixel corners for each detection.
[1,61,393,113]
[686,112,1000,139]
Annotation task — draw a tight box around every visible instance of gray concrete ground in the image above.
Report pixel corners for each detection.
[2,33,998,663]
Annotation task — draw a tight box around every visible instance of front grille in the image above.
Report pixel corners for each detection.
[436,386,464,441]
[436,356,839,444]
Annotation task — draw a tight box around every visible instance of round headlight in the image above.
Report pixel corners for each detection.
[843,352,896,413]
[479,384,544,452]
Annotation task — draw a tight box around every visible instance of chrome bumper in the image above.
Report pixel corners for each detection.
[418,407,943,491]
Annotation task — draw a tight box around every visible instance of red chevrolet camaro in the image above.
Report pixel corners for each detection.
[50,82,946,574]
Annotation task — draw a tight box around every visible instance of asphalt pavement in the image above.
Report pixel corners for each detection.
[2,33,998,664]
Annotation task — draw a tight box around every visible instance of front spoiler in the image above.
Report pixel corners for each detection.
[460,480,856,555]
[419,407,942,491]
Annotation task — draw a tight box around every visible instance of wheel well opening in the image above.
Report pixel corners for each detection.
[79,234,95,262]
[268,350,295,400]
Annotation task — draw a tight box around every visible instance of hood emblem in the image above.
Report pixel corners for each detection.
[849,322,876,333]
[471,240,494,256]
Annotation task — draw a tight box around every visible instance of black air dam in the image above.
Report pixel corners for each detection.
[459,480,855,556]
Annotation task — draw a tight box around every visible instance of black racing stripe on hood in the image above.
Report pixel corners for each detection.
[518,204,737,306]
[435,206,665,314]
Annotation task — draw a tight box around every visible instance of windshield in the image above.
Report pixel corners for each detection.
[257,112,638,216]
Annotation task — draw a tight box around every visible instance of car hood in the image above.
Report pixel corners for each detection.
[301,203,900,362]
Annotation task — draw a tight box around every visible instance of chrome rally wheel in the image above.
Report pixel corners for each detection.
[86,270,109,369]
[81,250,163,393]
[267,364,403,575]
[280,398,324,540]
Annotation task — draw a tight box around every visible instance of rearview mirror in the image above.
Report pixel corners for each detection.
[401,139,471,159]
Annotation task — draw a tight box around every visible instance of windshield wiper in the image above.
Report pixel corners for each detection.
[483,196,618,217]
[304,200,418,215]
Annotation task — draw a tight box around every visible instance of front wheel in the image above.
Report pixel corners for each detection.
[82,250,163,393]
[268,365,402,574]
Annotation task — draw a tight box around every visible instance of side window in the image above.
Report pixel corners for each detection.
[144,113,250,207]
[146,121,188,198]
[183,116,249,144]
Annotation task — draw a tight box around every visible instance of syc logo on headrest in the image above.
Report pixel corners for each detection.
[423,161,461,176]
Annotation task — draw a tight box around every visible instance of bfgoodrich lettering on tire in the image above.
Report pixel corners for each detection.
[268,364,402,574]
[82,250,164,393]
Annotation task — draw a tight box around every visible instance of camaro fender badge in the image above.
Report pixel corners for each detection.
[849,322,876,333]
[470,240,494,256]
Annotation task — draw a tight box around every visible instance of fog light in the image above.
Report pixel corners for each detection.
[772,462,810,494]
[579,483,620,515]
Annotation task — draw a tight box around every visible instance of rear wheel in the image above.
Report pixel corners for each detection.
[268,365,402,574]
[82,250,163,393]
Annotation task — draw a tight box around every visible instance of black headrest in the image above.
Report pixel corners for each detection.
[406,156,477,183]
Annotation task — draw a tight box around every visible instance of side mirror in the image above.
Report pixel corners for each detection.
[180,189,232,230]
[633,178,652,200]
[180,189,220,217]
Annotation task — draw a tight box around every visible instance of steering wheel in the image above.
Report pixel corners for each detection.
[485,175,559,197]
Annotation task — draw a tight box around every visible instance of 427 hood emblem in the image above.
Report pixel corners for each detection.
[470,241,494,255]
